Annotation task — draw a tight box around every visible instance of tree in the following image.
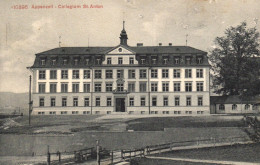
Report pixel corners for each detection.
[209,22,260,96]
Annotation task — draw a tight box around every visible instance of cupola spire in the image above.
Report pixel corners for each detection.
[120,21,128,45]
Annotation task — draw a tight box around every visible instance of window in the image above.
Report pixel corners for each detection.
[129,98,134,106]
[185,82,192,92]
[129,57,134,64]
[163,97,168,106]
[152,58,157,64]
[128,83,135,92]
[39,70,46,79]
[185,69,192,78]
[39,98,44,107]
[175,97,180,106]
[72,70,79,79]
[84,83,90,93]
[186,97,191,106]
[63,59,68,65]
[128,70,135,79]
[152,97,157,106]
[50,83,57,93]
[72,111,79,115]
[117,83,124,91]
[196,82,204,91]
[61,111,67,115]
[40,59,46,66]
[141,59,146,64]
[245,104,250,110]
[173,69,180,78]
[232,104,237,110]
[141,97,146,106]
[72,83,79,93]
[62,98,67,107]
[61,83,68,93]
[162,82,169,92]
[95,70,102,79]
[252,104,258,110]
[84,98,89,107]
[96,58,101,65]
[85,58,90,65]
[163,58,168,64]
[151,69,158,78]
[197,57,203,64]
[95,83,102,92]
[51,98,56,107]
[106,83,113,92]
[140,69,147,78]
[107,58,111,64]
[50,70,57,79]
[139,82,147,92]
[219,104,225,110]
[73,98,78,107]
[196,69,203,78]
[117,70,124,78]
[151,82,158,92]
[174,57,180,64]
[174,82,180,92]
[198,97,203,106]
[185,57,191,64]
[74,58,79,65]
[96,98,100,106]
[118,57,123,64]
[107,98,112,106]
[106,70,113,79]
[49,111,56,115]
[38,84,45,93]
[84,70,90,79]
[61,70,68,79]
[162,69,169,78]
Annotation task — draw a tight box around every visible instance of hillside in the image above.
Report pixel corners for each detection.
[0,92,28,114]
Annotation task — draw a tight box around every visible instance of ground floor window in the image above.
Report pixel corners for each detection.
[61,111,67,115]
[62,98,67,107]
[185,111,192,114]
[152,97,157,106]
[73,98,78,107]
[141,97,146,106]
[51,98,56,107]
[163,97,168,106]
[198,97,203,106]
[186,97,191,106]
[129,98,134,106]
[49,111,56,115]
[38,112,45,115]
[96,98,101,106]
[72,111,79,114]
[39,98,44,107]
[107,98,112,106]
[84,98,89,107]
[175,97,180,106]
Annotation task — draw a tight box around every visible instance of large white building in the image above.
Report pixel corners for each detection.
[28,23,210,115]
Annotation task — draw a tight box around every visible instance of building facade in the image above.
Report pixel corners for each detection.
[28,24,210,115]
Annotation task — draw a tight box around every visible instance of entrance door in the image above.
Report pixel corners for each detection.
[116,98,125,112]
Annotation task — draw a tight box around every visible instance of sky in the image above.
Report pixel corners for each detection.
[0,0,259,93]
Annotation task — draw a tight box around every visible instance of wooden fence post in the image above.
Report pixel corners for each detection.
[47,145,50,165]
[57,151,61,162]
[96,140,100,165]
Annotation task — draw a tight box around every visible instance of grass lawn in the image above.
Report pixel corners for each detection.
[126,116,246,131]
[135,158,220,165]
[149,143,260,163]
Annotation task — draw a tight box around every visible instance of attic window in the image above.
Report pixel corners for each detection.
[96,58,101,65]
[197,56,203,64]
[154,48,158,52]
[85,58,89,65]
[141,59,146,64]
[51,59,56,65]
[74,58,79,65]
[174,57,180,64]
[176,48,180,51]
[86,48,90,52]
[63,59,68,65]
[40,59,46,66]
[152,58,157,64]
[163,58,168,65]
[185,57,191,64]
[62,49,65,52]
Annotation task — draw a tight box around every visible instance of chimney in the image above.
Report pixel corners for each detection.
[159,43,162,46]
[169,43,172,46]
[137,43,143,47]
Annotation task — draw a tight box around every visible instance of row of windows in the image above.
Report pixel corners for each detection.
[38,69,204,79]
[39,96,203,107]
[40,56,204,66]
[219,104,258,111]
[38,110,205,115]
[38,82,204,93]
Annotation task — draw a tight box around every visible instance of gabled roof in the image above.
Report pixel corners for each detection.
[36,45,206,55]
[210,95,260,104]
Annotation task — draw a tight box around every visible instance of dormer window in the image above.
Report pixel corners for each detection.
[152,59,157,64]
[141,59,146,64]
[118,57,123,64]
[174,57,180,64]
[163,58,168,65]
[85,58,89,65]
[40,59,46,66]
[51,59,56,65]
[185,57,191,64]
[63,59,68,65]
[197,57,203,64]
[107,58,111,64]
[74,59,79,65]
[96,58,101,65]
[129,57,134,64]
